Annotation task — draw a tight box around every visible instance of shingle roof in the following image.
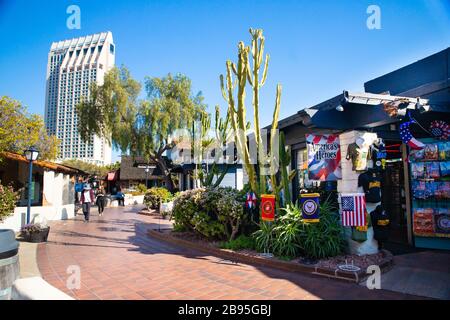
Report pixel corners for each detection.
[119,156,163,180]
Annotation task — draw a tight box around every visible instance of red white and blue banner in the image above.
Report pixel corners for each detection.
[340,193,367,227]
[306,134,342,181]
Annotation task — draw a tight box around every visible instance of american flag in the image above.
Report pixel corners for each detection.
[340,194,366,227]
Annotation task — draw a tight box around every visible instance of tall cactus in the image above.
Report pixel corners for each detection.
[272,131,296,207]
[220,28,282,197]
[194,107,232,188]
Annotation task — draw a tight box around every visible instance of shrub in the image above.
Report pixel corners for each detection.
[297,200,346,259]
[135,184,148,194]
[252,200,346,260]
[144,187,173,210]
[219,235,256,251]
[253,221,275,253]
[171,187,246,241]
[0,181,19,222]
[171,188,205,231]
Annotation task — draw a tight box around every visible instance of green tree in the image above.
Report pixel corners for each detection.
[76,66,206,191]
[0,96,59,161]
[60,159,111,177]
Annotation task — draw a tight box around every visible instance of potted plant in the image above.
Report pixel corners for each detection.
[20,223,50,243]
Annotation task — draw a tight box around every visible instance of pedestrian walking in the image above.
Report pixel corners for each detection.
[80,183,95,222]
[96,186,106,216]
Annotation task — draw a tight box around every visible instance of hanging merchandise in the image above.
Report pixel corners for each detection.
[245,192,257,209]
[399,115,425,150]
[434,210,450,235]
[346,142,370,172]
[413,208,435,236]
[300,193,320,223]
[340,193,367,227]
[423,144,439,161]
[260,194,275,222]
[438,142,450,160]
[358,169,382,203]
[370,138,387,170]
[306,134,342,181]
[370,205,391,242]
[429,120,450,140]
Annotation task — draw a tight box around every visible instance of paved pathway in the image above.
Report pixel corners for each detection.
[37,205,425,300]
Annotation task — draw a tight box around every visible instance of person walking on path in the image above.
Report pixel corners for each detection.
[96,186,106,216]
[80,184,95,222]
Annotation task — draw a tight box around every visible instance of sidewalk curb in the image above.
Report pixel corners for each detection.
[148,229,394,283]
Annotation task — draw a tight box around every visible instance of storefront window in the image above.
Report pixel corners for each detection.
[297,149,320,190]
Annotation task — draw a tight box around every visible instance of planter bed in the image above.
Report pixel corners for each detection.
[148,229,394,283]
[138,209,163,217]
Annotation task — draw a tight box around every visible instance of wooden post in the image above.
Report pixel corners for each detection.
[401,143,413,246]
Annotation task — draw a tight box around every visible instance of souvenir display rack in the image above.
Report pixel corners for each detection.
[409,138,450,249]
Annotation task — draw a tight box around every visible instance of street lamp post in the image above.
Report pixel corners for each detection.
[24,146,39,225]
[145,167,150,188]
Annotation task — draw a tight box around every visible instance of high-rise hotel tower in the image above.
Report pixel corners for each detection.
[44,32,115,165]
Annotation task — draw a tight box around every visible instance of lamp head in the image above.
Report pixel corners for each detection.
[24,146,39,161]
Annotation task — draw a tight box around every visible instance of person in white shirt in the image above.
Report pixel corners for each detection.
[80,184,95,222]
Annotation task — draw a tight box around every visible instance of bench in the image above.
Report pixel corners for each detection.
[11,277,74,300]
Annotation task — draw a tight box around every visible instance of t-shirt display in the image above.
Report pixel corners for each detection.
[370,142,387,170]
[370,205,390,241]
[346,143,370,172]
[358,170,382,203]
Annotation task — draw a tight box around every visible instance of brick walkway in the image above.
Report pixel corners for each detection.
[37,205,424,300]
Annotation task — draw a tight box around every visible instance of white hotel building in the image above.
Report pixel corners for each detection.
[44,32,115,165]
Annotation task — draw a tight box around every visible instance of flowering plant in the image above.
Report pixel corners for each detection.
[20,223,48,234]
[0,180,19,222]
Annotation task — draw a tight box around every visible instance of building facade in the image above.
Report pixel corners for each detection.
[44,31,115,165]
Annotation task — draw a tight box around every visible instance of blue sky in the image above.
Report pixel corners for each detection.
[1,0,449,162]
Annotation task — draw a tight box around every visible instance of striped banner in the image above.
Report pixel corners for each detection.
[306,134,342,181]
[340,193,366,227]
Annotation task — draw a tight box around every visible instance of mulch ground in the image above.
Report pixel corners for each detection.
[168,230,388,272]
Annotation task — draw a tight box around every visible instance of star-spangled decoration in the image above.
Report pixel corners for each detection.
[399,116,425,150]
[429,120,449,140]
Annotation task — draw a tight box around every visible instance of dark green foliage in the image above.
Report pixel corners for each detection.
[171,187,247,241]
[252,200,346,260]
[219,235,256,251]
[297,200,346,259]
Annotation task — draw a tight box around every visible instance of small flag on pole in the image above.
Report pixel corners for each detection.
[261,194,275,222]
[300,193,320,223]
[245,192,257,209]
[340,193,367,227]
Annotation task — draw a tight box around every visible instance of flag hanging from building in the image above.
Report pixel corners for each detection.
[306,134,342,181]
[340,193,367,227]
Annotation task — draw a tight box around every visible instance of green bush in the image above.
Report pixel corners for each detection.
[172,188,204,231]
[136,183,148,194]
[297,200,346,259]
[0,181,19,222]
[219,235,256,251]
[252,200,345,260]
[144,187,173,210]
[253,221,275,253]
[171,187,246,241]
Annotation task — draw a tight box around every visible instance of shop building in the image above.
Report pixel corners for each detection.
[276,48,450,251]
[0,152,86,232]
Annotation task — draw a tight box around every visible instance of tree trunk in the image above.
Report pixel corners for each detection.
[155,156,175,192]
